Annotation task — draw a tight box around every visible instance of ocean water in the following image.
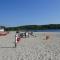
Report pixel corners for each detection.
[32,29,60,32]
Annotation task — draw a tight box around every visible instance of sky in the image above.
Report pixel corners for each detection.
[0,0,60,27]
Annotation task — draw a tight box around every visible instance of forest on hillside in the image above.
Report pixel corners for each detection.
[5,24,60,31]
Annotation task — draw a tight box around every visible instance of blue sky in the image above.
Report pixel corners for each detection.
[0,0,60,27]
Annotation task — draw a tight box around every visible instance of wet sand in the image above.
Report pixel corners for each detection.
[0,32,60,60]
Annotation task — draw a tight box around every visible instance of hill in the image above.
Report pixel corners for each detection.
[5,24,60,31]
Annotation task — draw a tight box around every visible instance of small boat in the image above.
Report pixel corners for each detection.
[0,31,9,36]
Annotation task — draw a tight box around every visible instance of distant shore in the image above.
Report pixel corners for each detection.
[5,24,60,31]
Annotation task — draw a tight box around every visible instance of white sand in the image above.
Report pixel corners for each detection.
[0,32,60,60]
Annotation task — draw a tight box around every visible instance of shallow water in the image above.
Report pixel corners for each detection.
[32,29,60,32]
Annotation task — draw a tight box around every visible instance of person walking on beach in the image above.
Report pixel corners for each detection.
[26,32,29,38]
[15,31,20,47]
[25,32,26,38]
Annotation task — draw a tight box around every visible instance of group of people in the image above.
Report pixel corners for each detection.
[16,31,33,38]
[15,31,33,47]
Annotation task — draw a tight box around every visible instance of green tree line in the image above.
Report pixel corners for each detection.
[5,24,60,31]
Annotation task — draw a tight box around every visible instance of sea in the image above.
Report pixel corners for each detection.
[32,29,60,32]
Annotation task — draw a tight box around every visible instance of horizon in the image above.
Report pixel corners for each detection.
[1,24,60,27]
[0,0,60,27]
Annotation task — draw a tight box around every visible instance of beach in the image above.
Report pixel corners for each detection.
[0,32,60,60]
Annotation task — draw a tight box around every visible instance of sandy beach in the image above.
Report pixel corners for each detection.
[0,31,60,60]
